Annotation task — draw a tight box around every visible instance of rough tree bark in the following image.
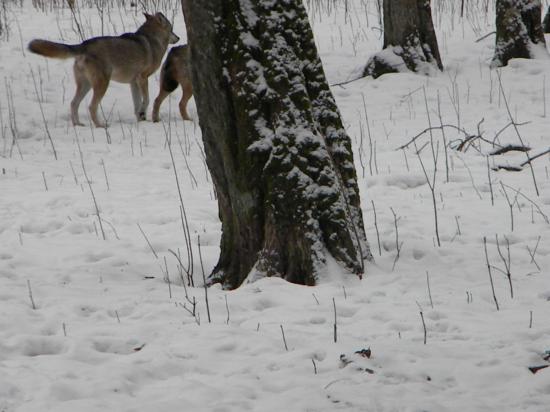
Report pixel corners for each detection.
[364,0,443,79]
[181,0,372,289]
[491,0,548,67]
[543,6,550,33]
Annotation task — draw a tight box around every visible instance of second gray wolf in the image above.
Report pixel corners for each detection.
[28,12,179,127]
[152,44,193,122]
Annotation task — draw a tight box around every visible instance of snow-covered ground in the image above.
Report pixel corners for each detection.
[1,1,549,411]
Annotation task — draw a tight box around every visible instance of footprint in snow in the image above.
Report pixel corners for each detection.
[309,316,326,324]
[412,249,425,260]
[19,336,67,357]
[92,338,142,355]
[20,220,64,235]
[85,251,114,263]
[252,297,279,311]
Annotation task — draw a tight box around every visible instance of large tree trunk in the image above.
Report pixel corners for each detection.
[364,0,443,79]
[181,0,372,289]
[491,0,548,67]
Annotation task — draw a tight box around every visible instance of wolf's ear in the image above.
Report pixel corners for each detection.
[143,12,153,20]
[155,12,170,25]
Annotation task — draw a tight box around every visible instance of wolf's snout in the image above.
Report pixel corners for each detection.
[170,33,180,44]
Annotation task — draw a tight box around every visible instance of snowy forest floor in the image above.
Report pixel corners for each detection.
[0,1,549,411]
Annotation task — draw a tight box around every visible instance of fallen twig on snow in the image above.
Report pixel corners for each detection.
[489,144,531,156]
[528,365,549,374]
[492,148,550,172]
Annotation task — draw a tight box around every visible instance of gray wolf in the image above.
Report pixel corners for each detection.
[28,12,179,127]
[152,45,193,122]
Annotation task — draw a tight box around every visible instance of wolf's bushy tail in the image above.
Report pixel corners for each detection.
[28,39,81,59]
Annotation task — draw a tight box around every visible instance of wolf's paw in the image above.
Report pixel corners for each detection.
[138,112,146,121]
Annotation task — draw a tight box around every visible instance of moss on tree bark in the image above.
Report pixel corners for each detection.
[542,6,550,33]
[491,0,548,67]
[182,0,372,289]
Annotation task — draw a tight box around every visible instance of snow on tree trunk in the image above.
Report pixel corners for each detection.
[543,6,550,33]
[181,0,372,289]
[364,0,443,79]
[491,0,548,67]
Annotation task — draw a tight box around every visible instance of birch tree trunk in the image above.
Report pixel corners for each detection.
[181,0,372,289]
[491,0,548,67]
[364,0,443,78]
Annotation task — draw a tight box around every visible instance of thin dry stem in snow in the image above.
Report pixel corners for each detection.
[333,297,338,343]
[161,256,172,299]
[137,223,159,260]
[483,236,500,311]
[414,138,441,247]
[30,67,57,160]
[27,280,36,310]
[224,294,229,325]
[426,271,434,309]
[75,133,106,240]
[100,159,110,191]
[163,122,194,286]
[499,183,549,224]
[312,293,320,305]
[486,156,494,206]
[280,325,289,351]
[198,235,211,323]
[390,207,403,271]
[496,70,540,196]
[526,236,541,271]
[500,182,520,231]
[494,234,513,299]
[436,91,450,182]
[371,200,382,256]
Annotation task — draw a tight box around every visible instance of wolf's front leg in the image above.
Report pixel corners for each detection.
[130,80,143,121]
[137,76,149,121]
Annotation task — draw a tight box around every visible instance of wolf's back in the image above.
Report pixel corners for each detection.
[28,39,81,59]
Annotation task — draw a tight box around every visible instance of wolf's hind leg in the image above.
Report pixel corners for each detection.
[88,71,110,128]
[71,62,91,126]
[179,81,193,121]
[152,87,170,122]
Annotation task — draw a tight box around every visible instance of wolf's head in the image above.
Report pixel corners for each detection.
[144,12,180,44]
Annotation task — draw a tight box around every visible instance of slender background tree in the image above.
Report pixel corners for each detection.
[181,0,372,289]
[364,0,443,78]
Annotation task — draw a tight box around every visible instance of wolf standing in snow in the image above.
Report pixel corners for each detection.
[152,44,193,122]
[28,12,179,127]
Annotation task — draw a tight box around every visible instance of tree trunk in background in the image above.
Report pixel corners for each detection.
[364,0,443,79]
[543,6,550,33]
[181,0,372,289]
[491,0,548,67]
